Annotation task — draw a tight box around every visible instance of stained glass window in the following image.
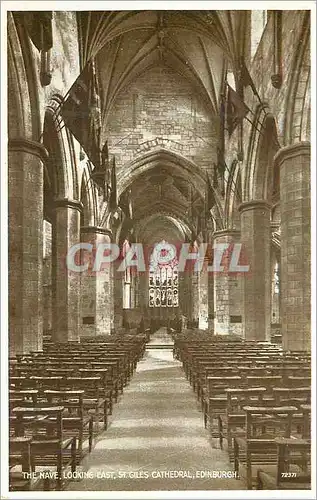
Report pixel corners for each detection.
[148,241,179,308]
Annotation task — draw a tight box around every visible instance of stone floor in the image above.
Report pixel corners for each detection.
[67,329,246,491]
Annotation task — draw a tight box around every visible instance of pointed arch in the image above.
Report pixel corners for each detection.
[7,12,41,140]
[118,148,209,196]
[284,11,310,145]
[244,103,268,201]
[245,105,280,202]
[44,95,79,200]
[111,147,225,231]
[80,165,98,227]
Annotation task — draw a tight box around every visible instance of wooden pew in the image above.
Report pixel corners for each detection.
[233,405,299,489]
[62,377,108,431]
[9,389,39,413]
[218,387,267,456]
[44,390,94,458]
[11,405,77,491]
[9,437,32,491]
[203,376,242,433]
[257,438,311,489]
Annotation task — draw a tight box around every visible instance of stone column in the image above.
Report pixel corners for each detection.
[208,271,214,333]
[270,234,281,326]
[185,260,209,330]
[80,227,113,337]
[178,271,189,319]
[52,199,82,342]
[178,272,186,317]
[140,272,149,325]
[213,230,243,336]
[239,201,271,341]
[190,271,199,325]
[43,255,52,333]
[43,220,53,335]
[206,226,214,333]
[274,142,310,351]
[134,272,140,308]
[109,261,115,332]
[198,260,209,330]
[130,273,136,309]
[123,269,131,309]
[8,138,47,354]
[113,260,124,331]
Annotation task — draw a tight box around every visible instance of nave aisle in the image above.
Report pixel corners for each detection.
[67,329,244,491]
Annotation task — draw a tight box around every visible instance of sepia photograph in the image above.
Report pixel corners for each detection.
[1,2,315,498]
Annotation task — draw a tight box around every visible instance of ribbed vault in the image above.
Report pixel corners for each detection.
[77,11,249,124]
[76,10,252,242]
[115,149,209,241]
[135,213,190,246]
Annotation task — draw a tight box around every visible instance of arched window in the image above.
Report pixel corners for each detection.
[251,11,267,59]
[149,240,179,308]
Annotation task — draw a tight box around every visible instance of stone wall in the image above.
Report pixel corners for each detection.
[104,65,217,183]
[224,11,310,203]
[31,11,81,128]
[8,11,310,351]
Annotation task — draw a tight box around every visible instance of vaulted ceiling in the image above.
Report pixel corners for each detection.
[76,11,248,241]
[77,10,248,122]
[115,148,207,238]
[128,166,204,226]
[135,213,190,245]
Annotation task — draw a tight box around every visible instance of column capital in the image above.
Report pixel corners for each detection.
[274,141,310,167]
[238,200,271,214]
[212,229,240,239]
[53,198,83,213]
[81,226,113,238]
[8,137,49,162]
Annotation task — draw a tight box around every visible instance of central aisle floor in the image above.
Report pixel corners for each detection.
[67,329,245,491]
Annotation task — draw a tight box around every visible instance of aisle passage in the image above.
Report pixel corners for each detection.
[67,329,245,491]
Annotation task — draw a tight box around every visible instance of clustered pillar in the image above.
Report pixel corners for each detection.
[113,261,124,331]
[198,260,209,330]
[52,199,82,342]
[213,230,243,336]
[275,142,310,351]
[190,271,199,325]
[239,201,271,341]
[8,137,311,351]
[8,138,46,355]
[80,227,113,336]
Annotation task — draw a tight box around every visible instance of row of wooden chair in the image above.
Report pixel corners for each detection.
[10,405,77,491]
[9,333,147,491]
[175,332,311,490]
[234,405,311,489]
